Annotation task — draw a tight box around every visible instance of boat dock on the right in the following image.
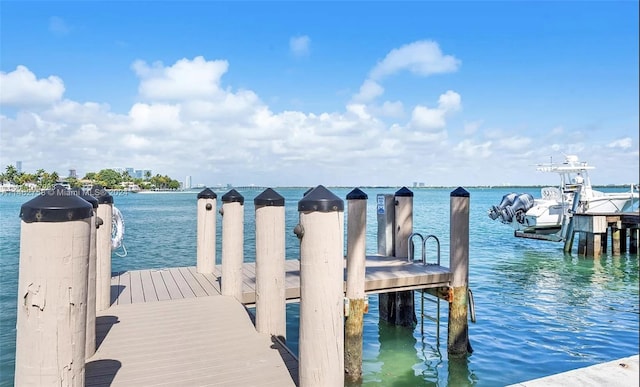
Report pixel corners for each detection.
[488,155,639,256]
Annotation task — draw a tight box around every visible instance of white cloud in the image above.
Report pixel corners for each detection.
[289,35,310,57]
[1,57,637,187]
[453,139,492,158]
[133,56,228,100]
[463,120,482,135]
[369,40,460,80]
[352,79,384,103]
[409,90,461,132]
[607,137,632,149]
[0,66,65,106]
[353,40,460,103]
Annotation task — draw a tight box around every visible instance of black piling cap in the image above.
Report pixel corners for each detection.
[70,187,99,209]
[20,185,93,223]
[346,187,368,200]
[395,186,413,197]
[451,187,470,197]
[89,184,113,204]
[298,185,344,212]
[254,188,284,207]
[222,189,244,205]
[197,187,217,199]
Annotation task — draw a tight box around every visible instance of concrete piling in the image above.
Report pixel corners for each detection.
[448,187,472,357]
[221,189,245,302]
[296,185,344,387]
[345,188,367,383]
[196,188,217,274]
[254,188,286,341]
[15,186,93,386]
[90,185,113,313]
[379,187,416,328]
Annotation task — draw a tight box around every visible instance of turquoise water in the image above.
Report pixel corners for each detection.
[1,187,638,386]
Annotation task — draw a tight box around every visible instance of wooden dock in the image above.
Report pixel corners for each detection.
[86,256,451,386]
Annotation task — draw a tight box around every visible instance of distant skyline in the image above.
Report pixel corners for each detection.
[1,1,638,187]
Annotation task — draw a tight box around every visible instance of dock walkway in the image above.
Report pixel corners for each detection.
[87,256,450,386]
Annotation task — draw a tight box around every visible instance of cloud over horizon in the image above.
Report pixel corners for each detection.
[1,40,637,187]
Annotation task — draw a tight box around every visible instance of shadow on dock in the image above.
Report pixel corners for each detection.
[85,359,121,386]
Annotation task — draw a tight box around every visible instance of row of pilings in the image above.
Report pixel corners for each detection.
[14,185,471,387]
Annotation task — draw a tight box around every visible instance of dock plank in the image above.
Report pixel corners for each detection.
[186,266,220,296]
[159,269,183,300]
[139,270,158,302]
[87,296,296,386]
[177,266,208,297]
[149,270,171,301]
[168,267,196,298]
[129,270,145,304]
[110,256,451,306]
[117,271,131,305]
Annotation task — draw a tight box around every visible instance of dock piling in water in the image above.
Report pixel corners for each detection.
[72,188,99,359]
[91,185,113,313]
[345,188,368,383]
[16,186,93,386]
[196,188,217,274]
[221,189,245,302]
[379,187,417,328]
[448,187,472,357]
[297,185,345,387]
[254,188,286,341]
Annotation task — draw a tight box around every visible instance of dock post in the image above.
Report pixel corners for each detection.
[254,188,286,341]
[71,188,99,359]
[630,228,638,254]
[296,185,344,387]
[620,228,627,253]
[15,186,93,386]
[221,189,244,302]
[611,222,621,256]
[562,185,581,253]
[90,185,113,313]
[448,187,472,357]
[196,188,217,274]
[379,187,416,328]
[345,188,367,383]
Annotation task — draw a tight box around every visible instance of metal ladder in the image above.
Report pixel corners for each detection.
[408,233,443,346]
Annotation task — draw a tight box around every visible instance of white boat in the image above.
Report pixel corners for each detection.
[488,155,638,239]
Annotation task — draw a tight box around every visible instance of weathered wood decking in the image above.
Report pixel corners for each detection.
[87,256,451,386]
[87,296,297,386]
[110,256,451,307]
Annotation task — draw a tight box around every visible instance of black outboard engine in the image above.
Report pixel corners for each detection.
[500,193,534,224]
[488,192,518,220]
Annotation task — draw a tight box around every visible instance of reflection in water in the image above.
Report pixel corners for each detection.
[363,321,428,386]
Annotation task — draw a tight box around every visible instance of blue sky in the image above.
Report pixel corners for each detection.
[1,1,638,187]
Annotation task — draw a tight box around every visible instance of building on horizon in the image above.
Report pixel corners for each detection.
[68,169,77,178]
[16,161,22,173]
[185,175,192,189]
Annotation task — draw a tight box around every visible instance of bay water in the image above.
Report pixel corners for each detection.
[1,187,638,386]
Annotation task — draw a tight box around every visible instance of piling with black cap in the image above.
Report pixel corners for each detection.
[448,187,472,357]
[220,189,244,302]
[90,184,114,312]
[15,186,93,385]
[71,187,99,359]
[345,187,367,383]
[296,185,344,387]
[197,188,217,274]
[379,186,417,327]
[254,188,286,340]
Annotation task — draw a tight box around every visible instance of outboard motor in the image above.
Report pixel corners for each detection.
[488,192,518,220]
[500,193,534,224]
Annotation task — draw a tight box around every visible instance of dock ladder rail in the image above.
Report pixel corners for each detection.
[408,233,443,345]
